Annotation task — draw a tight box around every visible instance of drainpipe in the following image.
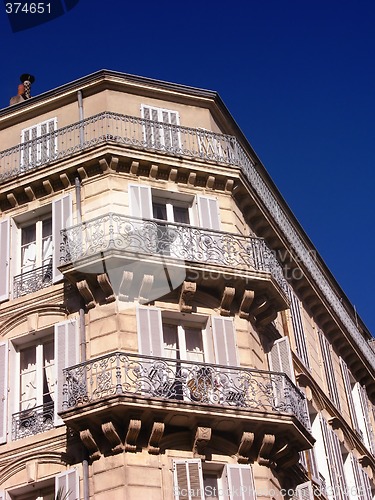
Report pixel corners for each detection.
[77,90,85,146]
[75,175,89,500]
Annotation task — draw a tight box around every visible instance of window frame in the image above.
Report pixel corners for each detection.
[20,118,57,167]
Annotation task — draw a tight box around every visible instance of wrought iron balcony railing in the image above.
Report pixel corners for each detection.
[0,111,241,183]
[13,262,53,298]
[59,214,288,295]
[62,352,309,429]
[12,401,54,440]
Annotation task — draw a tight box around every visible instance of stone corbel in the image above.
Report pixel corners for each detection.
[77,280,96,310]
[169,168,178,181]
[219,287,235,316]
[149,165,158,178]
[7,193,18,207]
[24,186,36,201]
[100,156,120,172]
[138,274,154,303]
[60,173,70,188]
[239,290,255,319]
[80,429,101,461]
[130,161,139,175]
[193,427,212,458]
[102,421,124,454]
[148,422,165,455]
[125,419,141,452]
[256,305,277,327]
[249,296,268,317]
[257,433,275,467]
[237,432,254,464]
[97,273,116,303]
[43,179,54,194]
[119,271,133,302]
[206,176,215,189]
[225,179,234,192]
[187,172,196,186]
[77,166,88,179]
[179,281,196,312]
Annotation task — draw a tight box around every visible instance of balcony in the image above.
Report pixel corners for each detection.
[59,214,289,310]
[12,402,54,440]
[13,262,53,299]
[60,353,313,464]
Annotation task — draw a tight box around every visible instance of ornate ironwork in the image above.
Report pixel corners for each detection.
[60,214,288,295]
[12,402,54,440]
[13,262,53,298]
[62,352,309,429]
[1,110,371,369]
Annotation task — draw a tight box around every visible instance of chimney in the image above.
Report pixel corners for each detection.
[10,73,35,106]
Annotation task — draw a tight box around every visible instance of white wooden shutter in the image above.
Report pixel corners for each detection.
[268,337,295,383]
[339,358,361,435]
[288,289,309,367]
[0,492,10,500]
[225,464,256,500]
[55,468,79,500]
[211,317,238,366]
[196,196,221,231]
[136,306,164,357]
[0,219,10,302]
[173,459,204,500]
[54,319,79,426]
[128,184,153,219]
[294,481,314,500]
[353,383,375,454]
[318,331,341,410]
[52,193,72,283]
[0,342,8,444]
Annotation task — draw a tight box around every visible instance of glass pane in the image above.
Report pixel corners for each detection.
[43,340,55,402]
[20,346,37,410]
[21,224,37,272]
[173,206,189,224]
[185,327,204,362]
[153,203,167,221]
[163,324,179,359]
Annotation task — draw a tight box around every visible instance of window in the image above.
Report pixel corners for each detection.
[0,468,79,500]
[288,289,310,368]
[318,331,341,410]
[340,358,362,438]
[141,105,180,151]
[9,194,72,299]
[172,459,256,500]
[352,383,375,454]
[0,320,79,443]
[21,118,57,167]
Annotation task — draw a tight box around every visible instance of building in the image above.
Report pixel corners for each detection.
[0,70,374,500]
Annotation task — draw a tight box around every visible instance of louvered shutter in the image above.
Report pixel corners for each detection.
[288,289,309,367]
[136,306,164,357]
[0,342,8,444]
[294,482,314,500]
[52,193,72,283]
[340,358,361,435]
[225,465,256,500]
[318,331,341,410]
[173,459,205,500]
[196,196,221,231]
[0,219,10,303]
[353,383,375,454]
[128,184,153,219]
[268,337,295,383]
[54,320,79,426]
[211,317,238,366]
[0,492,10,500]
[55,468,79,500]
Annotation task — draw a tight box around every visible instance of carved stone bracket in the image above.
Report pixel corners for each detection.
[148,422,165,455]
[119,271,133,302]
[130,161,139,175]
[138,274,154,303]
[125,419,141,452]
[102,421,124,454]
[206,176,215,189]
[60,173,70,188]
[7,193,18,207]
[271,442,299,469]
[237,432,255,464]
[149,165,158,178]
[257,433,275,467]
[42,179,53,194]
[188,173,196,186]
[220,287,235,316]
[24,186,36,201]
[179,281,196,312]
[193,427,212,458]
[98,273,116,303]
[239,290,255,319]
[169,168,178,181]
[80,429,101,461]
[256,305,277,327]
[77,280,96,309]
[99,156,119,172]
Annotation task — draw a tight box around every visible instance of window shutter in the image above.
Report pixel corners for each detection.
[288,289,310,367]
[52,193,72,283]
[318,331,341,410]
[136,306,164,357]
[339,358,361,435]
[225,464,256,500]
[211,316,238,366]
[196,196,221,231]
[0,342,8,444]
[0,492,10,500]
[0,219,10,302]
[268,337,295,383]
[128,184,153,219]
[353,383,375,454]
[56,468,79,500]
[173,459,205,500]
[294,481,314,500]
[54,319,79,426]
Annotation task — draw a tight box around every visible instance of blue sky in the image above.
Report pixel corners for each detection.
[1,0,374,334]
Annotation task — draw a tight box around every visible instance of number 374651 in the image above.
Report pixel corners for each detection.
[5,2,51,14]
